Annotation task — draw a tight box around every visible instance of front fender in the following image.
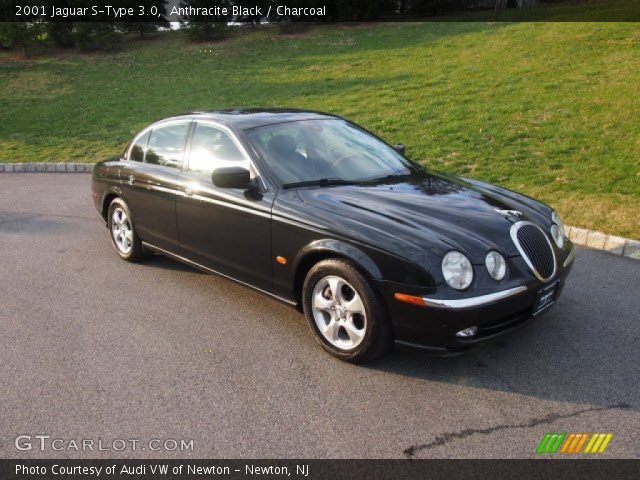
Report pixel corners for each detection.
[284,238,436,308]
[270,209,438,304]
[294,239,382,280]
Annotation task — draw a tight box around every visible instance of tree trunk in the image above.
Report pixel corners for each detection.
[494,0,503,20]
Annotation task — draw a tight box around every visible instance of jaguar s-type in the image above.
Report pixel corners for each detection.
[92,109,575,362]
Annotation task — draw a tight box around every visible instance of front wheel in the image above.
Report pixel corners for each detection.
[107,198,146,262]
[302,259,392,363]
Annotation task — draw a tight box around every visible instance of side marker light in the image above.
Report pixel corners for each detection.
[394,293,427,307]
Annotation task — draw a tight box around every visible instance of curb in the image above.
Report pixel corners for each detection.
[1,163,638,260]
[0,162,95,173]
[565,225,639,261]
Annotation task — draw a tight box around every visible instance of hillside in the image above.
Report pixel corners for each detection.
[1,22,638,237]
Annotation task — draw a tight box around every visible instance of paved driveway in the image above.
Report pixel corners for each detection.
[0,174,638,459]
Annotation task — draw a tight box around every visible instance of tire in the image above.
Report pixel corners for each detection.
[107,198,146,262]
[302,259,392,363]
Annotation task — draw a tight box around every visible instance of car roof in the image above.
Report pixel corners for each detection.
[159,108,342,130]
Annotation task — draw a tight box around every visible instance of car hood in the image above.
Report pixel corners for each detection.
[295,173,552,263]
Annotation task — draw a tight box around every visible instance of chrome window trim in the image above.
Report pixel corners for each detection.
[126,128,151,161]
[510,221,557,283]
[188,119,268,192]
[126,118,192,163]
[422,286,527,309]
[127,117,269,192]
[127,130,151,162]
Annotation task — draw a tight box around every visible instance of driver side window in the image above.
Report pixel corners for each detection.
[249,124,320,183]
[187,123,249,175]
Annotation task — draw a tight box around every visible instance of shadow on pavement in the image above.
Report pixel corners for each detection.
[364,248,640,410]
[129,244,639,412]
[142,253,207,274]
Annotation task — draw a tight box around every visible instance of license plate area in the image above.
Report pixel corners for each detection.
[533,281,559,316]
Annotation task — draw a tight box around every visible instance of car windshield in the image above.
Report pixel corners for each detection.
[246,119,415,186]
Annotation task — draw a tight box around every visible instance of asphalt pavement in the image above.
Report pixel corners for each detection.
[0,174,638,459]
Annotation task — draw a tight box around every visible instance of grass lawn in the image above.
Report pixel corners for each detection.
[0,21,639,238]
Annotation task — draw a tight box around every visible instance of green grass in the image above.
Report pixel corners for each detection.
[1,21,639,238]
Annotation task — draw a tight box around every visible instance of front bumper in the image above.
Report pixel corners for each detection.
[379,246,576,355]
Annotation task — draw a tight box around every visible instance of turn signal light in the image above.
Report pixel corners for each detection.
[276,256,287,265]
[394,293,427,307]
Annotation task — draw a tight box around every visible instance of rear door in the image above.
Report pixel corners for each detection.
[175,121,274,290]
[120,121,191,251]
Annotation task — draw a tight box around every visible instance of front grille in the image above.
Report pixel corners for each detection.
[511,222,556,281]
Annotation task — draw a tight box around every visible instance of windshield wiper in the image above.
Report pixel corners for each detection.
[282,178,359,189]
[360,173,413,184]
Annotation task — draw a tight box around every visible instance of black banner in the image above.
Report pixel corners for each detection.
[1,0,639,23]
[0,460,639,480]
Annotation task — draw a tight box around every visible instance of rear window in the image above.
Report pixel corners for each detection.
[129,131,150,162]
[146,123,190,169]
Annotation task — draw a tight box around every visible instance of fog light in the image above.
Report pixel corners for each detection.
[456,326,478,338]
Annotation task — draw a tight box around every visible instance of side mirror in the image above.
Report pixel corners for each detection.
[393,144,406,155]
[212,166,251,189]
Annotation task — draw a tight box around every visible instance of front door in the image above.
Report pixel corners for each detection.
[175,122,274,290]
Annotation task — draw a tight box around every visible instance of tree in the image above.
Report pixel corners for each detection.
[408,1,477,16]
[313,0,395,21]
[233,0,273,25]
[120,0,169,38]
[0,22,44,57]
[46,22,76,48]
[494,0,506,19]
[179,0,231,41]
[43,0,121,51]
[73,23,121,51]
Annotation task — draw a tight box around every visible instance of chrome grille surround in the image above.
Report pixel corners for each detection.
[510,221,557,282]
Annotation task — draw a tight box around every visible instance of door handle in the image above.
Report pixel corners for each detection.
[128,175,135,185]
[184,187,193,196]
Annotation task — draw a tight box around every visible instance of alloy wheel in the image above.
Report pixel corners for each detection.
[311,275,367,350]
[111,207,133,254]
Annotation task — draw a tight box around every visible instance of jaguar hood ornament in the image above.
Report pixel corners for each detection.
[495,208,523,219]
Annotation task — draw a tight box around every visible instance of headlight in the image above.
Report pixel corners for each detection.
[485,251,506,281]
[442,251,473,290]
[551,211,565,249]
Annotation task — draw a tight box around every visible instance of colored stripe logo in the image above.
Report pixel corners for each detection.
[537,433,613,454]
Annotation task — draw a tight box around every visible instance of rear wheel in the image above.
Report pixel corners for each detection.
[302,259,391,363]
[107,198,146,262]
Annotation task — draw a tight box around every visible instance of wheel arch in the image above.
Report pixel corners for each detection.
[101,186,124,222]
[291,239,382,308]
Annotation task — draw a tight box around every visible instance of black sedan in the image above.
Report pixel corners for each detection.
[92,109,575,362]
